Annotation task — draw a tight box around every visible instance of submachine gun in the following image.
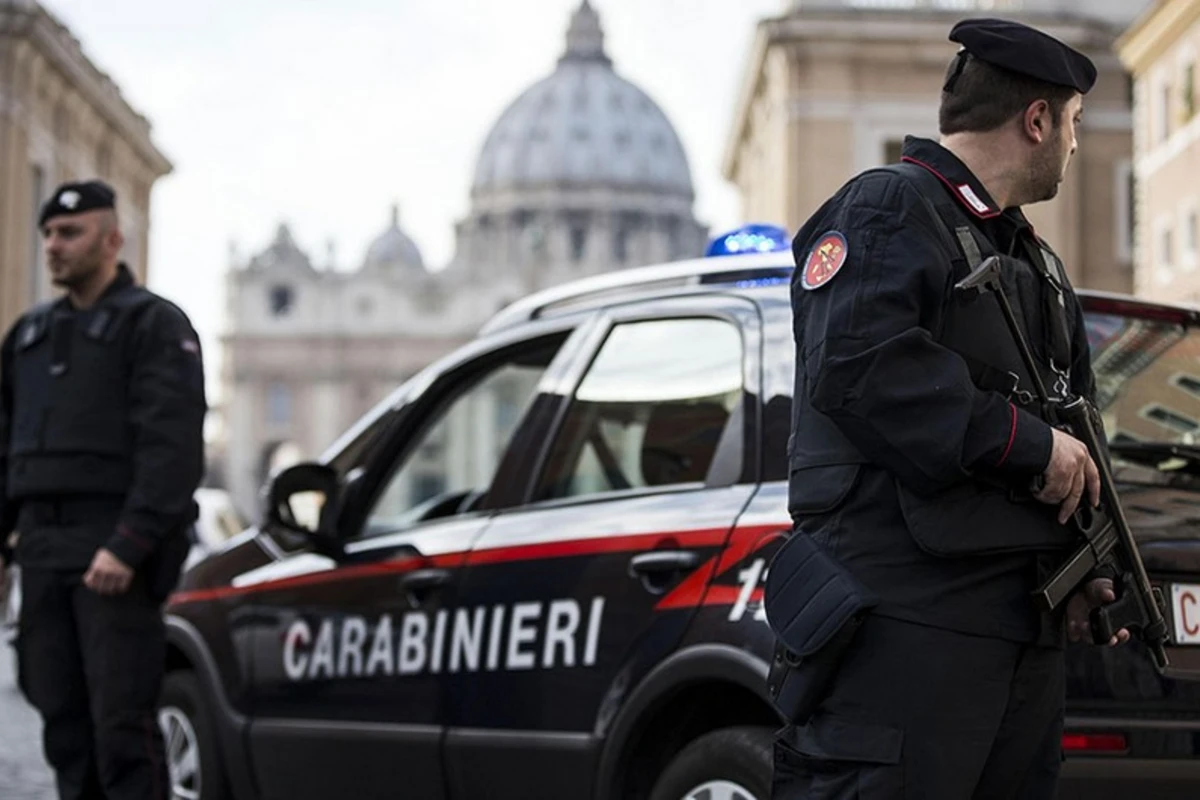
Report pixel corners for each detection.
[956,256,1170,671]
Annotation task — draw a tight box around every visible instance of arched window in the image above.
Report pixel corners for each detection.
[269,285,295,317]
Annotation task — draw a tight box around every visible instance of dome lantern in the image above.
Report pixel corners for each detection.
[561,1,610,66]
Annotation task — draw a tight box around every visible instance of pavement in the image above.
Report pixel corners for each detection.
[0,635,55,800]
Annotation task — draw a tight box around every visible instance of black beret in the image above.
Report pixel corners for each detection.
[38,180,117,227]
[947,18,1097,95]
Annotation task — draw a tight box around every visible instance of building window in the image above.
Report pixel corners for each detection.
[30,164,45,304]
[1172,374,1200,399]
[54,104,70,144]
[1159,80,1173,143]
[1142,404,1199,435]
[570,226,587,262]
[614,228,629,264]
[96,142,112,178]
[613,213,643,265]
[1114,161,1134,265]
[1187,209,1199,267]
[884,139,904,164]
[1185,63,1197,123]
[266,382,292,427]
[269,284,295,317]
[1162,226,1175,270]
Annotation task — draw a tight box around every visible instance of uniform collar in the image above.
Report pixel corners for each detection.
[89,263,135,304]
[900,136,1003,220]
[57,262,135,312]
[103,263,136,298]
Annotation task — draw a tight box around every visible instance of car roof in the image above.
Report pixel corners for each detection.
[479,251,794,336]
[323,257,1200,468]
[479,253,1200,335]
[1077,289,1200,326]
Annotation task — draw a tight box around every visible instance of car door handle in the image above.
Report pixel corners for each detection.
[628,551,699,577]
[399,568,451,592]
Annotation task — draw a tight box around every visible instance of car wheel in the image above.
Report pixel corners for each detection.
[649,726,774,800]
[159,670,228,800]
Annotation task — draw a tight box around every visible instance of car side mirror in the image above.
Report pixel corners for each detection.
[265,463,342,547]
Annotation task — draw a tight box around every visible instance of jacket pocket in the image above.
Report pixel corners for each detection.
[775,715,904,799]
[894,479,1074,557]
[788,463,862,516]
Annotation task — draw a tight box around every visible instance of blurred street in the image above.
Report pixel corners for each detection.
[0,643,55,800]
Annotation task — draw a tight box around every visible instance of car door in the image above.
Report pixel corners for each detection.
[443,296,762,800]
[237,321,589,800]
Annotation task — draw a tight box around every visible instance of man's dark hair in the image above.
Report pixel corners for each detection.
[939,55,1076,135]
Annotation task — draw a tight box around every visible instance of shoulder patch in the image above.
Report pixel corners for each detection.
[800,232,848,291]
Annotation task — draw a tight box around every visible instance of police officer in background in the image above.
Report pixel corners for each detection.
[767,19,1130,799]
[0,180,206,800]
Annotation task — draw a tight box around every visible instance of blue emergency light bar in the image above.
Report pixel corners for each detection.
[705,224,792,258]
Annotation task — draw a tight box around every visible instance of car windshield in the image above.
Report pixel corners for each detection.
[1087,309,1200,470]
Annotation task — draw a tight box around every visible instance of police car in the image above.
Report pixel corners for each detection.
[162,226,1200,800]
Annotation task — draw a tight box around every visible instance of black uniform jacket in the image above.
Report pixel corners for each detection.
[0,265,207,570]
[788,137,1095,644]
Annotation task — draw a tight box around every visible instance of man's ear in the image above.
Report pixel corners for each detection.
[1022,100,1051,144]
[105,222,125,256]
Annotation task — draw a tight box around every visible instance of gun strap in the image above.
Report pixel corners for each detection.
[882,162,1074,397]
[955,226,983,270]
[1031,242,1075,397]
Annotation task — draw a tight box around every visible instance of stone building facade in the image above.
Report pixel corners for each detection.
[0,0,171,333]
[723,0,1148,293]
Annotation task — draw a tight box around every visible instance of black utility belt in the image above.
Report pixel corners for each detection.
[18,496,125,525]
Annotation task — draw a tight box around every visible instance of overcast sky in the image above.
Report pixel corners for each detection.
[40,0,787,402]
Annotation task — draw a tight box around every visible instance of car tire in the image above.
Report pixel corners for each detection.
[649,725,774,800]
[159,670,228,800]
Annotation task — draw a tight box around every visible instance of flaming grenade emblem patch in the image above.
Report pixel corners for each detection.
[801,232,848,291]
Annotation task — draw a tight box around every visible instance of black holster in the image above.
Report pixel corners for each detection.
[768,611,867,724]
[763,530,877,724]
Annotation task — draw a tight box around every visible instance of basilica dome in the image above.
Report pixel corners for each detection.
[470,1,694,199]
[449,1,708,290]
[362,204,425,272]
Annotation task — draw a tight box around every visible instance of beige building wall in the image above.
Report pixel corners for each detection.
[0,1,172,334]
[1119,0,1200,304]
[724,7,1135,293]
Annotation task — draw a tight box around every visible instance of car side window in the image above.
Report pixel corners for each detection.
[360,338,563,538]
[534,317,743,501]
